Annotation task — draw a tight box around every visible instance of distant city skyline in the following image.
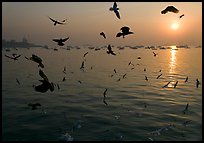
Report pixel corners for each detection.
[2,2,202,47]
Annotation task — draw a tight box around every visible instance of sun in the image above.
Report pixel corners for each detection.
[171,23,179,30]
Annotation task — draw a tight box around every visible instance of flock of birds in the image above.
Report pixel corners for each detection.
[3,2,201,141]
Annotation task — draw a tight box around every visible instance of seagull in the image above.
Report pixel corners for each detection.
[83,52,89,57]
[184,76,188,82]
[128,61,134,66]
[100,32,106,39]
[53,37,69,46]
[34,70,54,93]
[114,69,117,74]
[103,88,108,105]
[5,54,21,60]
[183,103,189,114]
[161,6,179,14]
[174,81,178,88]
[110,2,120,19]
[107,44,116,55]
[122,73,127,79]
[156,73,162,79]
[28,103,41,110]
[153,52,158,57]
[116,26,134,38]
[25,54,44,68]
[62,77,66,82]
[179,14,184,18]
[80,61,85,69]
[16,78,20,85]
[137,57,141,60]
[162,81,171,88]
[48,16,67,26]
[196,79,200,88]
[145,76,148,81]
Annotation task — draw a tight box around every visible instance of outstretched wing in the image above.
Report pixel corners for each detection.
[14,55,21,59]
[113,2,117,9]
[114,10,120,19]
[48,17,56,22]
[61,37,69,42]
[5,54,13,59]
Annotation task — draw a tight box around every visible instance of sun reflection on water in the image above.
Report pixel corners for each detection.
[169,46,177,75]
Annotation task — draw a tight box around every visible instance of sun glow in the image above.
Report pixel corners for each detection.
[171,23,179,30]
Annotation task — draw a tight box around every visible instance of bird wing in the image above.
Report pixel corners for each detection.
[116,32,123,37]
[56,20,65,25]
[113,2,117,9]
[5,54,13,59]
[49,17,57,23]
[114,10,120,19]
[61,37,69,42]
[14,55,21,59]
[166,6,179,13]
[39,69,49,82]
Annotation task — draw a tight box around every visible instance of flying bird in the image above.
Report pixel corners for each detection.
[122,73,127,79]
[110,2,120,19]
[156,73,162,79]
[100,32,106,39]
[116,26,134,38]
[28,103,41,110]
[80,61,85,69]
[184,76,188,82]
[48,16,67,26]
[114,69,117,74]
[174,81,178,88]
[103,88,108,105]
[63,66,66,74]
[5,54,21,60]
[196,79,200,88]
[107,44,116,55]
[183,103,189,114]
[25,54,44,68]
[145,76,148,81]
[153,52,158,57]
[53,37,69,46]
[161,6,179,14]
[16,78,20,85]
[179,14,184,18]
[83,52,89,57]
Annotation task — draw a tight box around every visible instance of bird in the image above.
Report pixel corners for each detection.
[114,69,117,74]
[62,77,66,82]
[25,54,44,68]
[83,52,89,57]
[63,66,66,74]
[100,32,106,39]
[144,68,146,72]
[122,73,127,79]
[153,52,158,57]
[179,14,184,18]
[116,26,134,38]
[109,2,120,19]
[34,70,54,93]
[137,57,141,60]
[145,76,148,81]
[174,81,178,88]
[16,78,20,85]
[48,16,67,26]
[156,73,162,79]
[183,103,189,114]
[28,103,41,110]
[184,76,188,82]
[5,54,21,60]
[196,79,200,88]
[80,61,85,69]
[162,81,171,88]
[103,88,108,105]
[128,61,134,66]
[107,44,116,55]
[53,37,69,46]
[161,6,179,14]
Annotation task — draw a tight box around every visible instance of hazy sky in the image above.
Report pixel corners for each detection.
[2,2,202,47]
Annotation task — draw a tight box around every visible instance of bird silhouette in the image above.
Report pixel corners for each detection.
[25,54,44,68]
[116,26,134,38]
[161,6,179,14]
[80,61,85,69]
[145,76,148,81]
[103,88,108,105]
[122,73,127,79]
[100,32,106,39]
[5,54,21,60]
[162,81,171,88]
[28,103,41,110]
[110,2,120,19]
[156,73,162,79]
[179,14,184,18]
[174,81,178,88]
[196,79,200,88]
[16,78,20,85]
[184,76,188,82]
[83,52,89,57]
[34,69,54,93]
[48,16,67,26]
[53,37,69,46]
[183,103,189,114]
[107,44,116,55]
[153,52,158,57]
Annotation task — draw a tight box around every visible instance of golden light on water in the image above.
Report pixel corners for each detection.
[169,46,177,74]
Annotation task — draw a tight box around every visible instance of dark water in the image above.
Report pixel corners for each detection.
[2,46,202,141]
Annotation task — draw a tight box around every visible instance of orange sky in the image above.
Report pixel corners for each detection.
[2,2,202,47]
